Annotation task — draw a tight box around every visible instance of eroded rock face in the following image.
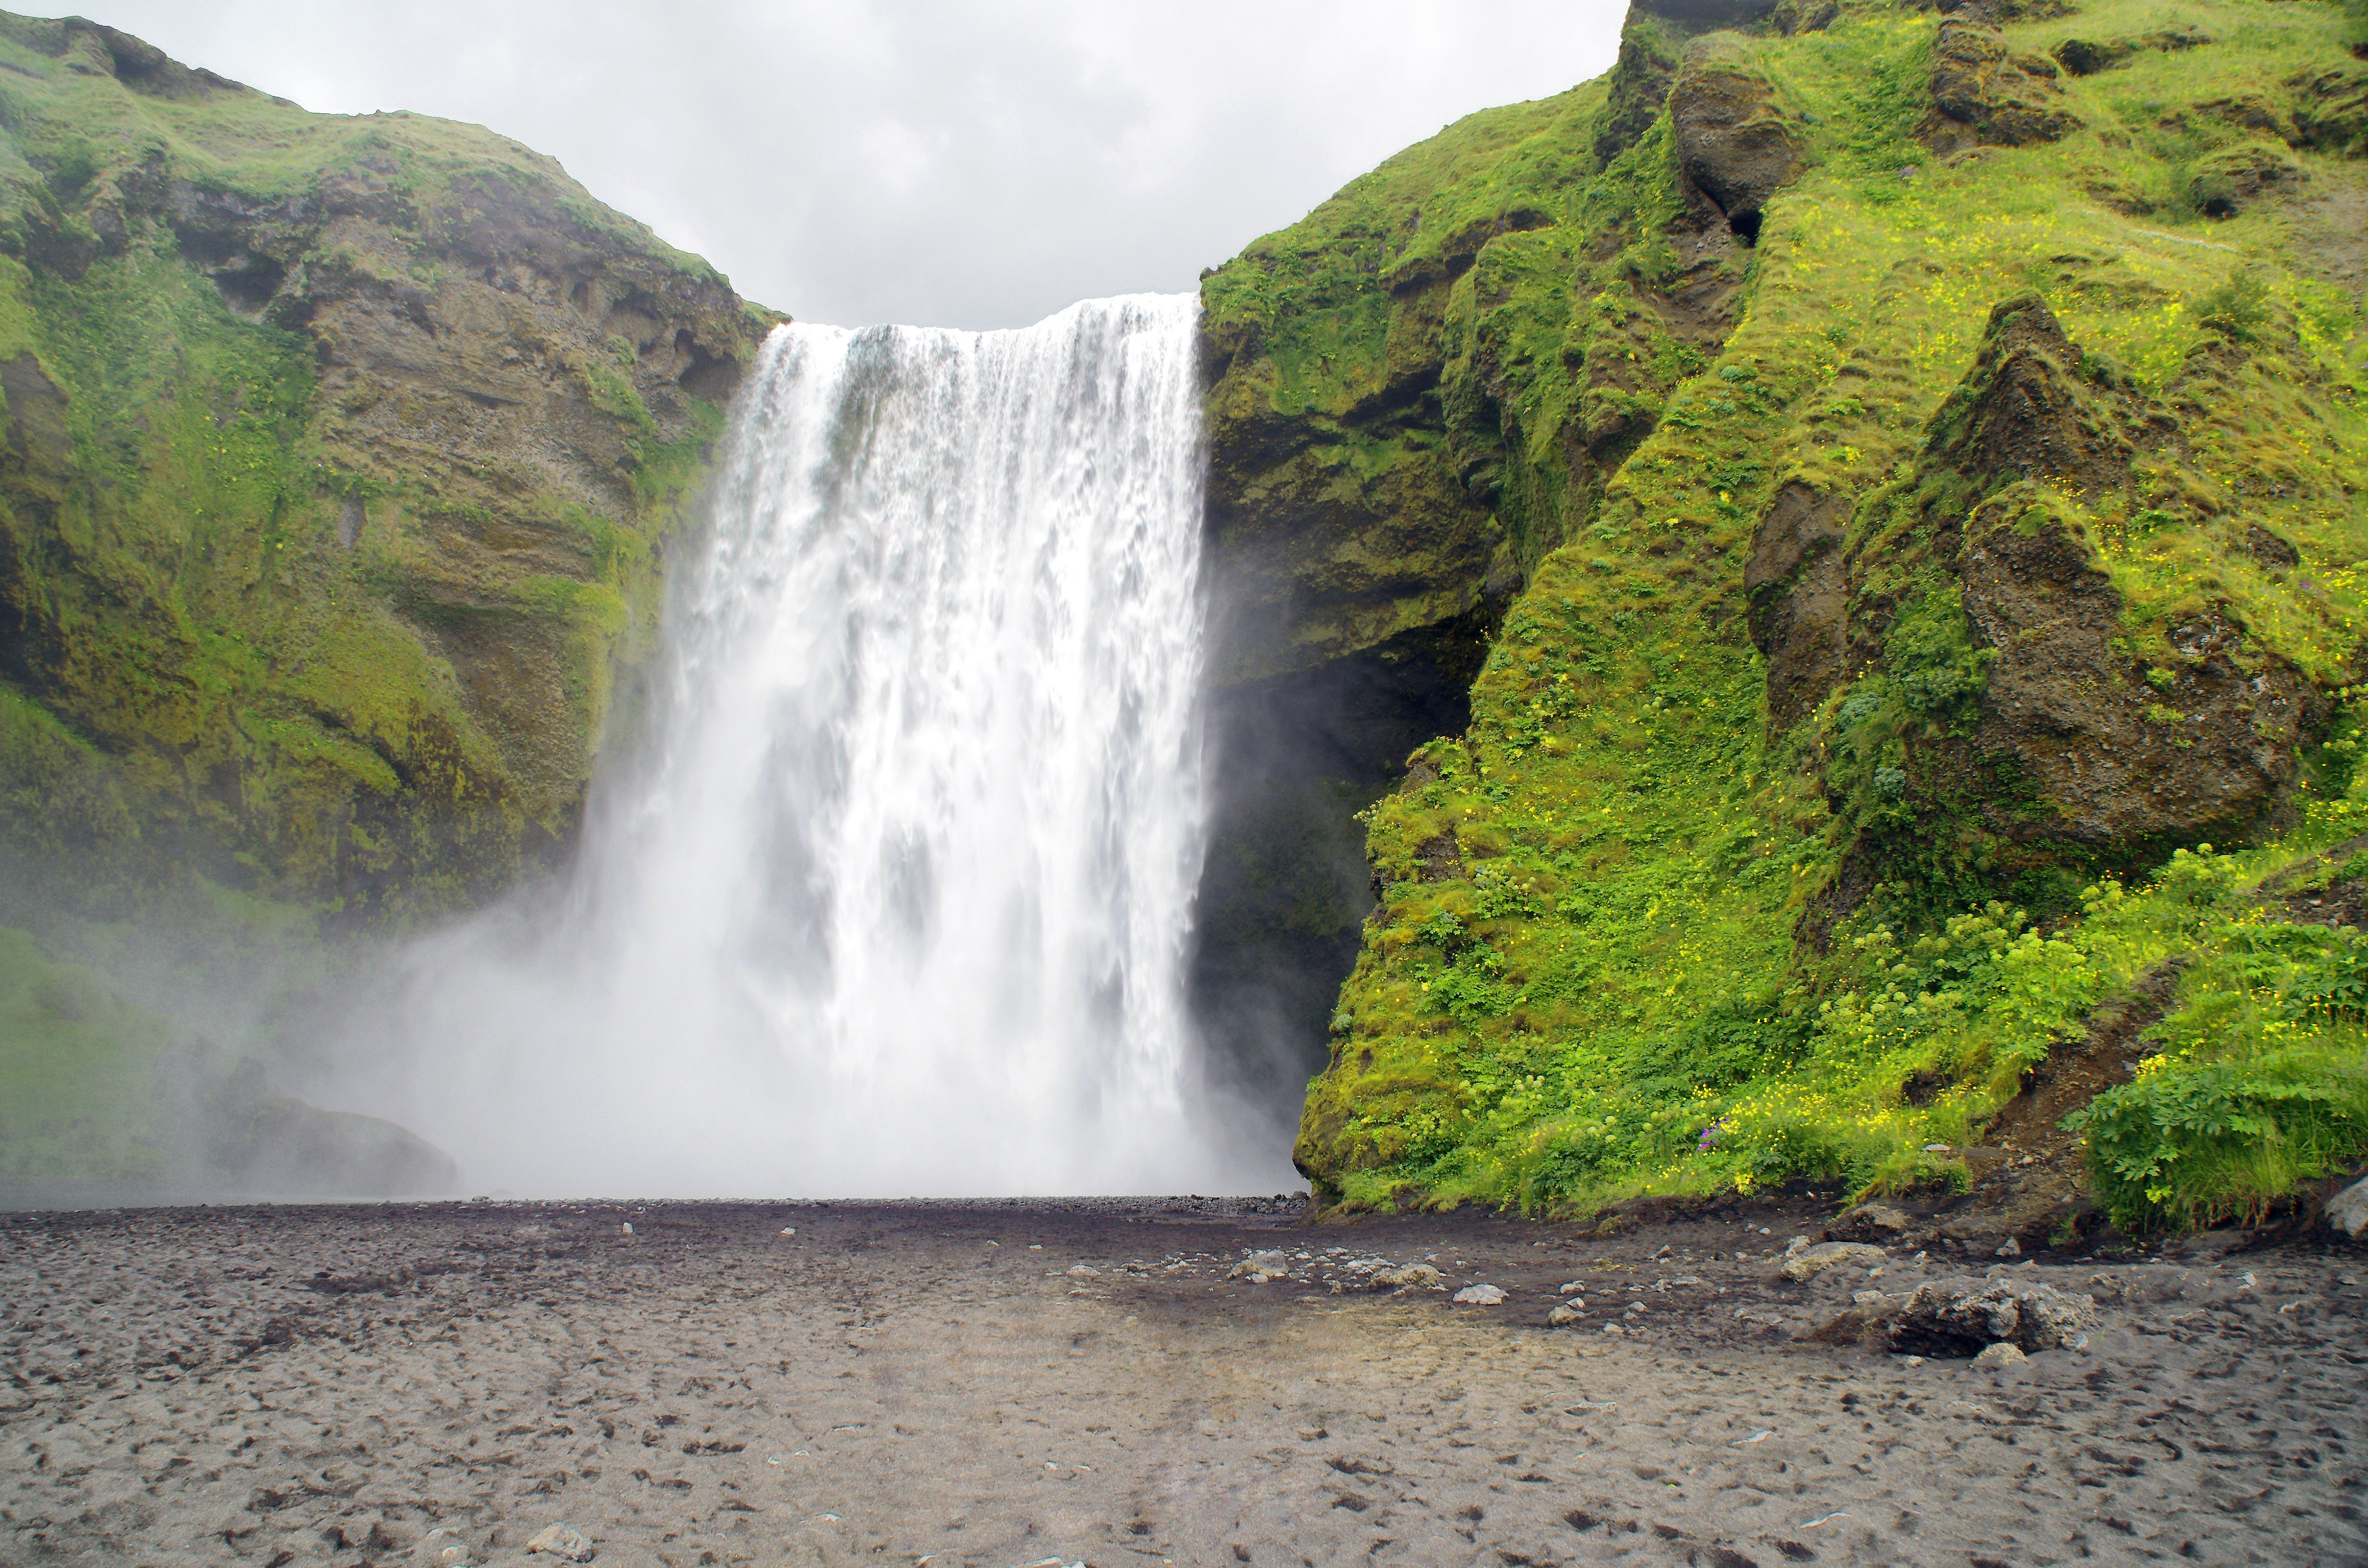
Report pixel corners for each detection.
[1671,46,1800,239]
[1746,482,1854,725]
[1963,512,2307,848]
[1922,298,2137,491]
[1924,18,2083,155]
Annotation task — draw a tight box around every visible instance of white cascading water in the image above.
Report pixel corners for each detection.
[347,294,1261,1196]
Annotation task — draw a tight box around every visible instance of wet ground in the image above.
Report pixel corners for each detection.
[2,1197,2363,1567]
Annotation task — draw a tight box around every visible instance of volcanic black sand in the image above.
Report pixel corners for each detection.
[3,1197,2363,1567]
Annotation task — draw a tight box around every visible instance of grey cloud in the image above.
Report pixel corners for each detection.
[21,0,1624,327]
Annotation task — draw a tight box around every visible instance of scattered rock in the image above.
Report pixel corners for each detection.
[526,1523,596,1563]
[1558,1279,1587,1295]
[2328,1176,2368,1239]
[1372,1263,1445,1290]
[1972,1341,2028,1369]
[416,1527,471,1566]
[1778,1242,1888,1283]
[1548,1302,1586,1326]
[1066,1264,1102,1277]
[1889,1276,2099,1357]
[1227,1252,1289,1282]
[1603,1322,1628,1336]
[1453,1284,1507,1306]
[1827,1203,1912,1244]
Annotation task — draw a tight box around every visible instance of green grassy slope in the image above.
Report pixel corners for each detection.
[0,13,768,930]
[1214,0,2368,1228]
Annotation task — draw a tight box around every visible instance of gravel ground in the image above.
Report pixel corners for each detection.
[3,1198,2363,1567]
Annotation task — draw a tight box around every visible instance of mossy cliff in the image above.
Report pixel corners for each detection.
[0,12,770,927]
[1206,0,2368,1230]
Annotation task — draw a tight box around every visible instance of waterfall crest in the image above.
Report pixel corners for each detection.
[356,294,1253,1196]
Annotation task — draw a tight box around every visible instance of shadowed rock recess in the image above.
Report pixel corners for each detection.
[1203,0,2368,1227]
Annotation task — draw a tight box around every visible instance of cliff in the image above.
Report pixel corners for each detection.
[1210,0,2368,1231]
[0,12,771,926]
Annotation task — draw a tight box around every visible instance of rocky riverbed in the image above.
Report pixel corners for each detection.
[3,1199,2362,1567]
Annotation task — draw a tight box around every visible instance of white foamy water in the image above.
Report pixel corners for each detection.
[345,294,1269,1196]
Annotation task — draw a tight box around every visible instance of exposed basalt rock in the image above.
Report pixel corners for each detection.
[1923,17,2083,155]
[1922,296,2139,493]
[1964,517,2306,847]
[1671,46,1800,240]
[1746,482,1855,725]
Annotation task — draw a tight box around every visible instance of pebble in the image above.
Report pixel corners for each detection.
[526,1523,596,1562]
[1558,1279,1586,1294]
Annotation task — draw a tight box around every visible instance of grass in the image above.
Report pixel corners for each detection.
[1239,0,2368,1224]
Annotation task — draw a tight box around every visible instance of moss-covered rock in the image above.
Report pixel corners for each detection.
[1241,0,2368,1221]
[0,12,771,926]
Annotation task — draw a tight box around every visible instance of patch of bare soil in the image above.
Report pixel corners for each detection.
[2,1198,2362,1568]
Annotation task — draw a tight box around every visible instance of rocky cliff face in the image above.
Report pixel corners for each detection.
[1219,0,2368,1214]
[1192,0,1778,1098]
[0,12,769,924]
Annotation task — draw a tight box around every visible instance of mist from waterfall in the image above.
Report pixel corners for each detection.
[335,294,1276,1197]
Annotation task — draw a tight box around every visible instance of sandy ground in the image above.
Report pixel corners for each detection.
[2,1198,2363,1568]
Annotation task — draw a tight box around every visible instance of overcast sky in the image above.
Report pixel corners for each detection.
[31,1,1626,328]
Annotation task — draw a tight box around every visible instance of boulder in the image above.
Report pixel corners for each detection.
[1453,1284,1507,1305]
[1888,1276,2099,1357]
[2326,1176,2368,1239]
[1373,1263,1445,1290]
[1972,1341,2028,1369]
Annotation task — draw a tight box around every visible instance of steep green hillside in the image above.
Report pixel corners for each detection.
[1209,0,2368,1230]
[0,13,769,929]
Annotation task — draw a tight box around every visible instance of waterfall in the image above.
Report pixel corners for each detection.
[352,294,1261,1196]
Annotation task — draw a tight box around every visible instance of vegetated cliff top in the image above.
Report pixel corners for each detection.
[1207,0,2368,1233]
[0,11,780,933]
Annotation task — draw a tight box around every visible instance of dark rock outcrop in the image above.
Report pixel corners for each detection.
[1745,482,1855,725]
[1924,18,2083,155]
[1922,296,2137,492]
[1671,46,1800,239]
